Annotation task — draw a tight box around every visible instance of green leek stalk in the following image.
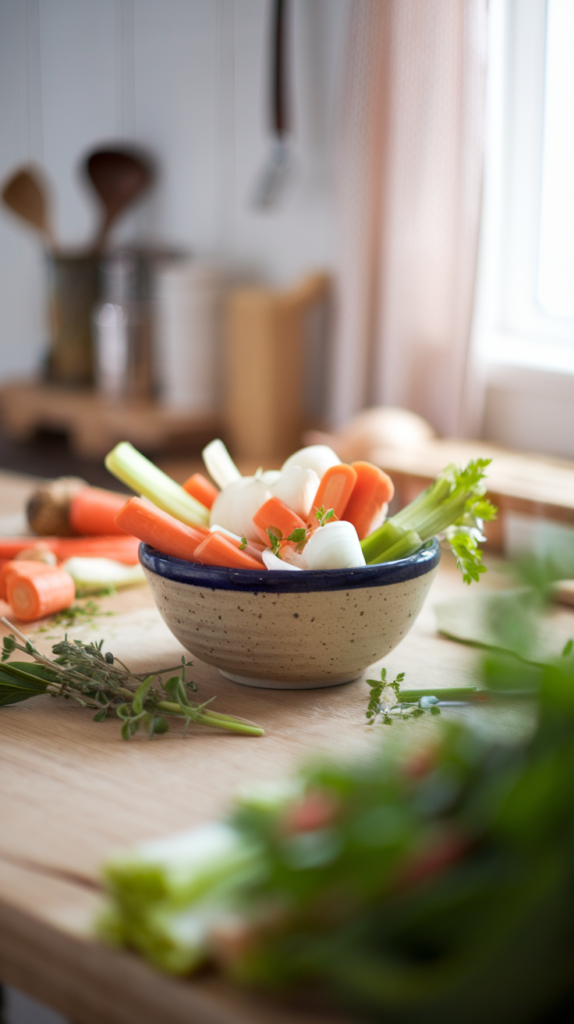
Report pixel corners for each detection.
[105,442,209,528]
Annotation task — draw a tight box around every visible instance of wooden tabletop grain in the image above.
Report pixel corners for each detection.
[0,469,543,1024]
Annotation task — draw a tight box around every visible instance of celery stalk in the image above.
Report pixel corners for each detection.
[361,459,497,583]
[367,530,422,564]
[105,442,209,527]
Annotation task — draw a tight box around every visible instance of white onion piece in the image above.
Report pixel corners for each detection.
[304,521,366,570]
[271,465,320,519]
[280,547,308,569]
[281,445,340,480]
[202,439,241,490]
[260,470,281,486]
[262,549,302,571]
[209,477,272,541]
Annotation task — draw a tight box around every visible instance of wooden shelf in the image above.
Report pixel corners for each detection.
[0,380,220,459]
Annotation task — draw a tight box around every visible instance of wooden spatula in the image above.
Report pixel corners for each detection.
[1,166,57,250]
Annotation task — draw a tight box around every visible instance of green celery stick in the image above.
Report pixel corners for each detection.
[361,520,406,562]
[367,530,422,565]
[105,442,209,527]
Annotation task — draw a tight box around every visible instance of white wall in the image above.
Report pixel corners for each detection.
[0,0,350,383]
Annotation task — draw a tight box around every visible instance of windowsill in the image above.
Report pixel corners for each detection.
[481,332,574,460]
[484,331,574,376]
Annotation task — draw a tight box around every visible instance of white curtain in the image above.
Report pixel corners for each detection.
[330,0,489,437]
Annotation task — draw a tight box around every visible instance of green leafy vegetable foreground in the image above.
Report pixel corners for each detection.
[98,573,574,1023]
[361,458,497,583]
[0,617,263,740]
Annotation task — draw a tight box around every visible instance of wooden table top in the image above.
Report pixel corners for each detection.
[0,469,556,1024]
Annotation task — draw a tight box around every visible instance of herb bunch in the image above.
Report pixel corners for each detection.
[0,617,263,740]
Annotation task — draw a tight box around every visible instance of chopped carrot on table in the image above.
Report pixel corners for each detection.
[69,487,128,536]
[7,566,75,621]
[0,560,58,602]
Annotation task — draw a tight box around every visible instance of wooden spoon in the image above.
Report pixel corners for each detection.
[1,166,57,250]
[85,147,152,252]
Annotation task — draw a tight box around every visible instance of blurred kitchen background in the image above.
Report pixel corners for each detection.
[1,0,574,503]
[2,4,574,1022]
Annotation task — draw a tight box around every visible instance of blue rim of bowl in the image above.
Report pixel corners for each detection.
[139,538,441,593]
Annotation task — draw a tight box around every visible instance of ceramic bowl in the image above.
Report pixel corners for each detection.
[140,540,440,690]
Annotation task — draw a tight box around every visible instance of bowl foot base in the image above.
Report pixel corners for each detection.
[219,670,363,690]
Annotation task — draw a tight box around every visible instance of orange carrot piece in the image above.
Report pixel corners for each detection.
[342,461,395,540]
[310,463,358,522]
[7,567,75,621]
[0,560,57,602]
[194,532,263,570]
[210,530,264,564]
[182,473,219,510]
[114,497,208,562]
[69,487,128,536]
[252,496,307,547]
[0,536,140,564]
[51,535,141,564]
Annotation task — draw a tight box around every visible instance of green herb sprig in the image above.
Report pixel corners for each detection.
[0,617,263,740]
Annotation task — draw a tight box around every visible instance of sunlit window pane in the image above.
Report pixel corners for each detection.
[537,0,574,318]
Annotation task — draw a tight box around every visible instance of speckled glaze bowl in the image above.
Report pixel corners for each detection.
[140,540,440,689]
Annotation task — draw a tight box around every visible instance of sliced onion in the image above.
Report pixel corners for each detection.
[303,521,366,570]
[262,549,303,571]
[202,439,241,489]
[209,477,273,541]
[271,465,320,519]
[281,445,340,480]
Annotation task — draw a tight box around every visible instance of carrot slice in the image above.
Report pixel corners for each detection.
[182,473,219,510]
[0,560,57,602]
[310,463,358,522]
[115,497,209,562]
[194,533,263,570]
[342,461,395,541]
[69,487,128,536]
[7,567,75,621]
[252,496,307,547]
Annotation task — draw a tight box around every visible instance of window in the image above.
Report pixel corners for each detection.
[475,0,574,458]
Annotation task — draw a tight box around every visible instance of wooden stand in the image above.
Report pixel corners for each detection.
[0,380,220,458]
[225,272,329,461]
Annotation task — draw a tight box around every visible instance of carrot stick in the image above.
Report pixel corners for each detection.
[194,532,263,570]
[182,473,219,510]
[115,497,209,563]
[252,496,307,546]
[69,487,128,536]
[209,528,265,564]
[341,461,395,540]
[310,463,358,522]
[7,567,75,621]
[51,536,140,564]
[0,536,140,564]
[0,560,58,603]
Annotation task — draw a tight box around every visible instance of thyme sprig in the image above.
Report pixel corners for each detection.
[0,617,264,739]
